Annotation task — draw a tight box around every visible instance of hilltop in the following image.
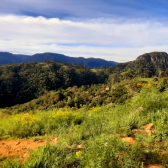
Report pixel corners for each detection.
[106,52,168,79]
[136,52,168,63]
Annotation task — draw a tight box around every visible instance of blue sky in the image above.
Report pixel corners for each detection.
[1,0,168,62]
[1,0,168,19]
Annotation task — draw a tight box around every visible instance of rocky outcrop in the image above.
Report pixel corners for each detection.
[136,52,168,63]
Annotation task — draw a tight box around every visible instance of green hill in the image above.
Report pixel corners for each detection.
[105,52,168,80]
[0,61,107,108]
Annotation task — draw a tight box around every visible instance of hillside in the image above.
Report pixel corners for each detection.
[0,78,168,167]
[0,61,107,108]
[0,52,118,68]
[105,52,168,79]
[1,51,168,108]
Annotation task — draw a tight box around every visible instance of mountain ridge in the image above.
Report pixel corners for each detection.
[0,52,118,68]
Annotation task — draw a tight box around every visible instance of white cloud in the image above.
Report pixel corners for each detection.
[0,15,168,62]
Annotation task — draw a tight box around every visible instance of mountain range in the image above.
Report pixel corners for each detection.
[1,51,168,77]
[0,52,118,68]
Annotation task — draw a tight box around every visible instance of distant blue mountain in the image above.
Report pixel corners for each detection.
[14,54,30,60]
[0,52,118,68]
[0,52,21,64]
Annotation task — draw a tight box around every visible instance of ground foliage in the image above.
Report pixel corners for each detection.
[1,78,168,167]
[3,83,130,114]
[3,77,167,114]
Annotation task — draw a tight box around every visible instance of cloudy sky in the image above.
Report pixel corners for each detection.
[1,0,168,62]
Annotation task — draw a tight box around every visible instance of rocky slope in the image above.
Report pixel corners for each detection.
[136,52,168,63]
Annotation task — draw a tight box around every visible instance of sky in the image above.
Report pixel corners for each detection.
[1,0,168,62]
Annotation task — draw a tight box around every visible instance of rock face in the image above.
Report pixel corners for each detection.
[136,52,168,63]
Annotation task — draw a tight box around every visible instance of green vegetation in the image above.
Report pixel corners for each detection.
[1,52,168,109]
[0,61,107,108]
[2,83,132,114]
[1,79,168,167]
[3,77,167,115]
[2,52,168,167]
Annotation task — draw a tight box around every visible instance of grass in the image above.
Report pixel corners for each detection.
[135,77,165,85]
[136,78,154,83]
[1,86,168,167]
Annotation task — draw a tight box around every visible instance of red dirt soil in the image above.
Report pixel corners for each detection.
[0,138,58,162]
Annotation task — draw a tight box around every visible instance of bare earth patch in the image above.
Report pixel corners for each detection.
[0,138,58,162]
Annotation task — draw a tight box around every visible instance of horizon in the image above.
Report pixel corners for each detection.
[2,50,168,63]
[1,0,168,62]
[0,51,120,62]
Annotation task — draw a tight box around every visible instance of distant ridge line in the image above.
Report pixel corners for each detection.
[0,52,118,68]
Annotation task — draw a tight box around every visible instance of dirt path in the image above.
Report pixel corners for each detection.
[0,138,58,162]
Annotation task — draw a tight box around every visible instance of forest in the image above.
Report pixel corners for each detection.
[1,52,168,108]
[0,61,107,107]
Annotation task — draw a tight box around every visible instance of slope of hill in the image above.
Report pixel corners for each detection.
[0,61,107,108]
[106,52,168,79]
[0,52,118,68]
[1,78,168,167]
